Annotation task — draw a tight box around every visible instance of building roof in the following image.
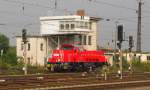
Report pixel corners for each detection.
[16,35,43,38]
[40,15,102,21]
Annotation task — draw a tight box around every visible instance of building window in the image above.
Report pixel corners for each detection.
[66,24,69,29]
[88,36,92,45]
[40,43,44,51]
[83,35,87,45]
[81,16,84,20]
[147,56,150,60]
[60,24,64,29]
[28,43,30,51]
[75,21,91,29]
[71,24,75,29]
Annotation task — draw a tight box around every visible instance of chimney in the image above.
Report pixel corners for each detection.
[76,10,85,16]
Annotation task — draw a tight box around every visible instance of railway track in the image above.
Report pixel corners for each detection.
[0,72,150,90]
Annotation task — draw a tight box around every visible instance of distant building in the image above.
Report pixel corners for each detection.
[125,52,150,62]
[16,10,101,66]
[104,52,150,66]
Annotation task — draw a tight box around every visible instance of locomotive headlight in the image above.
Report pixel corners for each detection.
[53,53,59,57]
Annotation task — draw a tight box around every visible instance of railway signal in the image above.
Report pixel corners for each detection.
[117,25,123,80]
[128,36,134,74]
[22,29,28,75]
[22,29,27,44]
[117,25,123,43]
[129,36,134,52]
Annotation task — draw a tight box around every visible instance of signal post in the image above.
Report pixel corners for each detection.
[22,29,28,75]
[129,36,134,74]
[117,25,123,79]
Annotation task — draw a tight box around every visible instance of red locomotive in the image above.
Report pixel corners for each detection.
[47,44,107,71]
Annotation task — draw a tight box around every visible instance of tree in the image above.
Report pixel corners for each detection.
[0,33,9,53]
[3,47,17,65]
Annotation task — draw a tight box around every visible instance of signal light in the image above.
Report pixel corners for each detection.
[22,29,27,43]
[117,42,121,49]
[129,36,133,48]
[117,25,123,42]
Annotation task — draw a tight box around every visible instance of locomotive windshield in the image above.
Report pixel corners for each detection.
[61,44,74,50]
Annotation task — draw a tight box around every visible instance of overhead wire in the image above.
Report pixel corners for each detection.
[0,0,150,22]
[86,0,136,11]
[1,0,150,35]
[0,0,74,14]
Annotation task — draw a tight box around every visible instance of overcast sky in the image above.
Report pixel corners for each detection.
[0,0,150,51]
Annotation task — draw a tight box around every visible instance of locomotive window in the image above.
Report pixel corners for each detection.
[61,46,74,50]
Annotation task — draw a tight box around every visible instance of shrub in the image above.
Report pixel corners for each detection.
[27,65,45,74]
[132,60,150,72]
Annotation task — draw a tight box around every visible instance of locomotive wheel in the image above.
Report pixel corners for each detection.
[47,62,107,72]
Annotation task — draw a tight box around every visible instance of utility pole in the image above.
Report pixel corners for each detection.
[54,0,57,9]
[136,0,143,52]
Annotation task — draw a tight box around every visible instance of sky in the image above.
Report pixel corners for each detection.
[0,0,150,51]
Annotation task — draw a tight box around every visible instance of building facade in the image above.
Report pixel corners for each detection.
[16,36,48,66]
[40,15,100,51]
[125,53,150,62]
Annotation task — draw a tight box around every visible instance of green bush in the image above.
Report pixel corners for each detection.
[108,56,130,73]
[27,65,45,74]
[3,47,17,65]
[132,61,150,72]
[0,45,47,75]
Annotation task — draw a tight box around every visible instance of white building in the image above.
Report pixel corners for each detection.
[16,36,48,66]
[104,52,150,66]
[125,53,150,62]
[16,10,101,66]
[40,14,100,50]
